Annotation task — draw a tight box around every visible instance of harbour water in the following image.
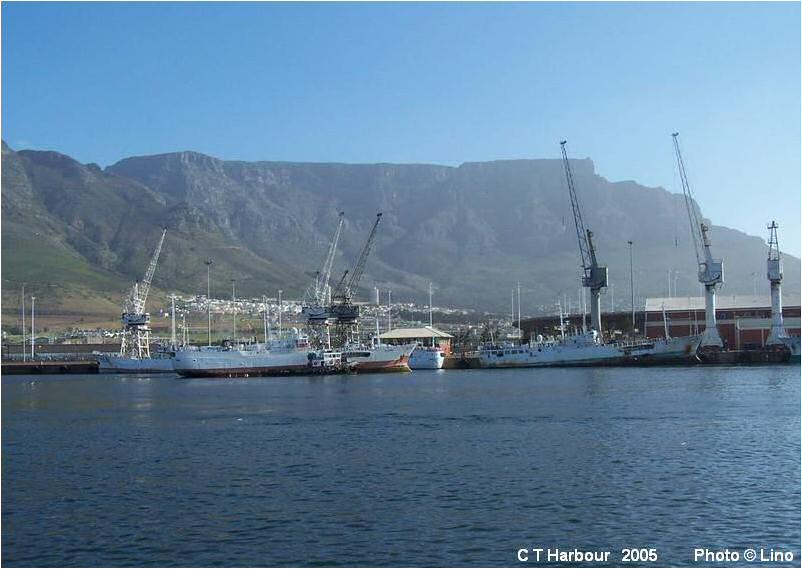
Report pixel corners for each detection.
[2,366,799,567]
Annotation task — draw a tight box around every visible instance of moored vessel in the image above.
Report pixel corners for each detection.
[409,345,445,370]
[478,331,701,368]
[96,350,176,373]
[343,343,414,373]
[173,334,350,378]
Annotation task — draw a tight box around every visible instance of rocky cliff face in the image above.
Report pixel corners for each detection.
[3,141,798,313]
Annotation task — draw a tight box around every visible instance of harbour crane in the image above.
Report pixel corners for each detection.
[672,133,723,349]
[120,228,167,359]
[331,212,383,325]
[302,212,345,324]
[560,141,608,340]
[766,221,788,345]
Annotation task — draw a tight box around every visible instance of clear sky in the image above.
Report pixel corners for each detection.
[3,1,800,255]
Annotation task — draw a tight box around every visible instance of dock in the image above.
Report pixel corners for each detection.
[1,360,99,375]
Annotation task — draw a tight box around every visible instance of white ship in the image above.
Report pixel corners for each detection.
[342,343,415,373]
[173,335,349,378]
[408,345,445,370]
[478,331,701,368]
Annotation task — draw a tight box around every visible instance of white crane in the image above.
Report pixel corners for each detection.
[672,133,723,349]
[302,212,345,325]
[560,141,608,340]
[120,228,167,359]
[766,221,787,345]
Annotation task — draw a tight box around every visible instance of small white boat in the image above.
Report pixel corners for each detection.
[409,345,445,370]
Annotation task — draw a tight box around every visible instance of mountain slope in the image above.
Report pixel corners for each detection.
[3,141,798,319]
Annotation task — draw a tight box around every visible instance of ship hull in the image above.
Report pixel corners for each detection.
[97,354,175,373]
[173,348,348,378]
[344,345,414,373]
[175,364,343,378]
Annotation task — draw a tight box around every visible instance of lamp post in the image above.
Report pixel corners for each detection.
[262,295,268,344]
[30,296,35,359]
[21,284,26,362]
[610,282,615,313]
[628,240,635,334]
[231,279,236,341]
[278,289,282,338]
[205,260,213,346]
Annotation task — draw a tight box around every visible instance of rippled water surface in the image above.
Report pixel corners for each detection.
[3,366,800,567]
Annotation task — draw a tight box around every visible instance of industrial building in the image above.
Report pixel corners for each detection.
[644,295,800,350]
[519,295,800,350]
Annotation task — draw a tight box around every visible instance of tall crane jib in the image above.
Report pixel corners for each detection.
[302,212,345,325]
[672,133,723,349]
[120,228,167,359]
[560,141,608,340]
[332,212,383,325]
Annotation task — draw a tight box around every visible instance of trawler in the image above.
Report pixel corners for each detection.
[173,334,350,378]
[478,331,701,368]
[342,343,415,373]
[408,345,446,370]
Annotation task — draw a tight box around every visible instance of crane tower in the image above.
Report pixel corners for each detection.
[672,133,723,349]
[302,212,345,325]
[331,212,383,327]
[119,228,167,359]
[766,221,788,345]
[560,141,608,340]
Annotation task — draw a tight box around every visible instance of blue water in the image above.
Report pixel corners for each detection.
[2,366,800,567]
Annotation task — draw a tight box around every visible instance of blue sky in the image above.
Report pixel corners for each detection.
[3,2,800,255]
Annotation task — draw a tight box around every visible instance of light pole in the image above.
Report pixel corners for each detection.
[205,260,213,346]
[262,295,268,344]
[171,294,177,347]
[628,240,635,334]
[610,283,615,313]
[517,281,521,339]
[429,282,434,328]
[21,284,26,362]
[278,289,282,338]
[231,279,237,341]
[30,296,35,359]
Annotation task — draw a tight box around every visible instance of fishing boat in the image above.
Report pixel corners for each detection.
[477,331,701,368]
[409,345,446,370]
[342,343,414,373]
[172,333,351,378]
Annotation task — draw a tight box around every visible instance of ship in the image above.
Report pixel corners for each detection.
[408,345,446,370]
[173,334,350,378]
[96,349,175,373]
[477,331,701,368]
[342,343,414,373]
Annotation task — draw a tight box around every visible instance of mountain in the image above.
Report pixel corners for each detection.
[2,141,799,321]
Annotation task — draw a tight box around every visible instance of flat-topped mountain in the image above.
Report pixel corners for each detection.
[3,141,798,317]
